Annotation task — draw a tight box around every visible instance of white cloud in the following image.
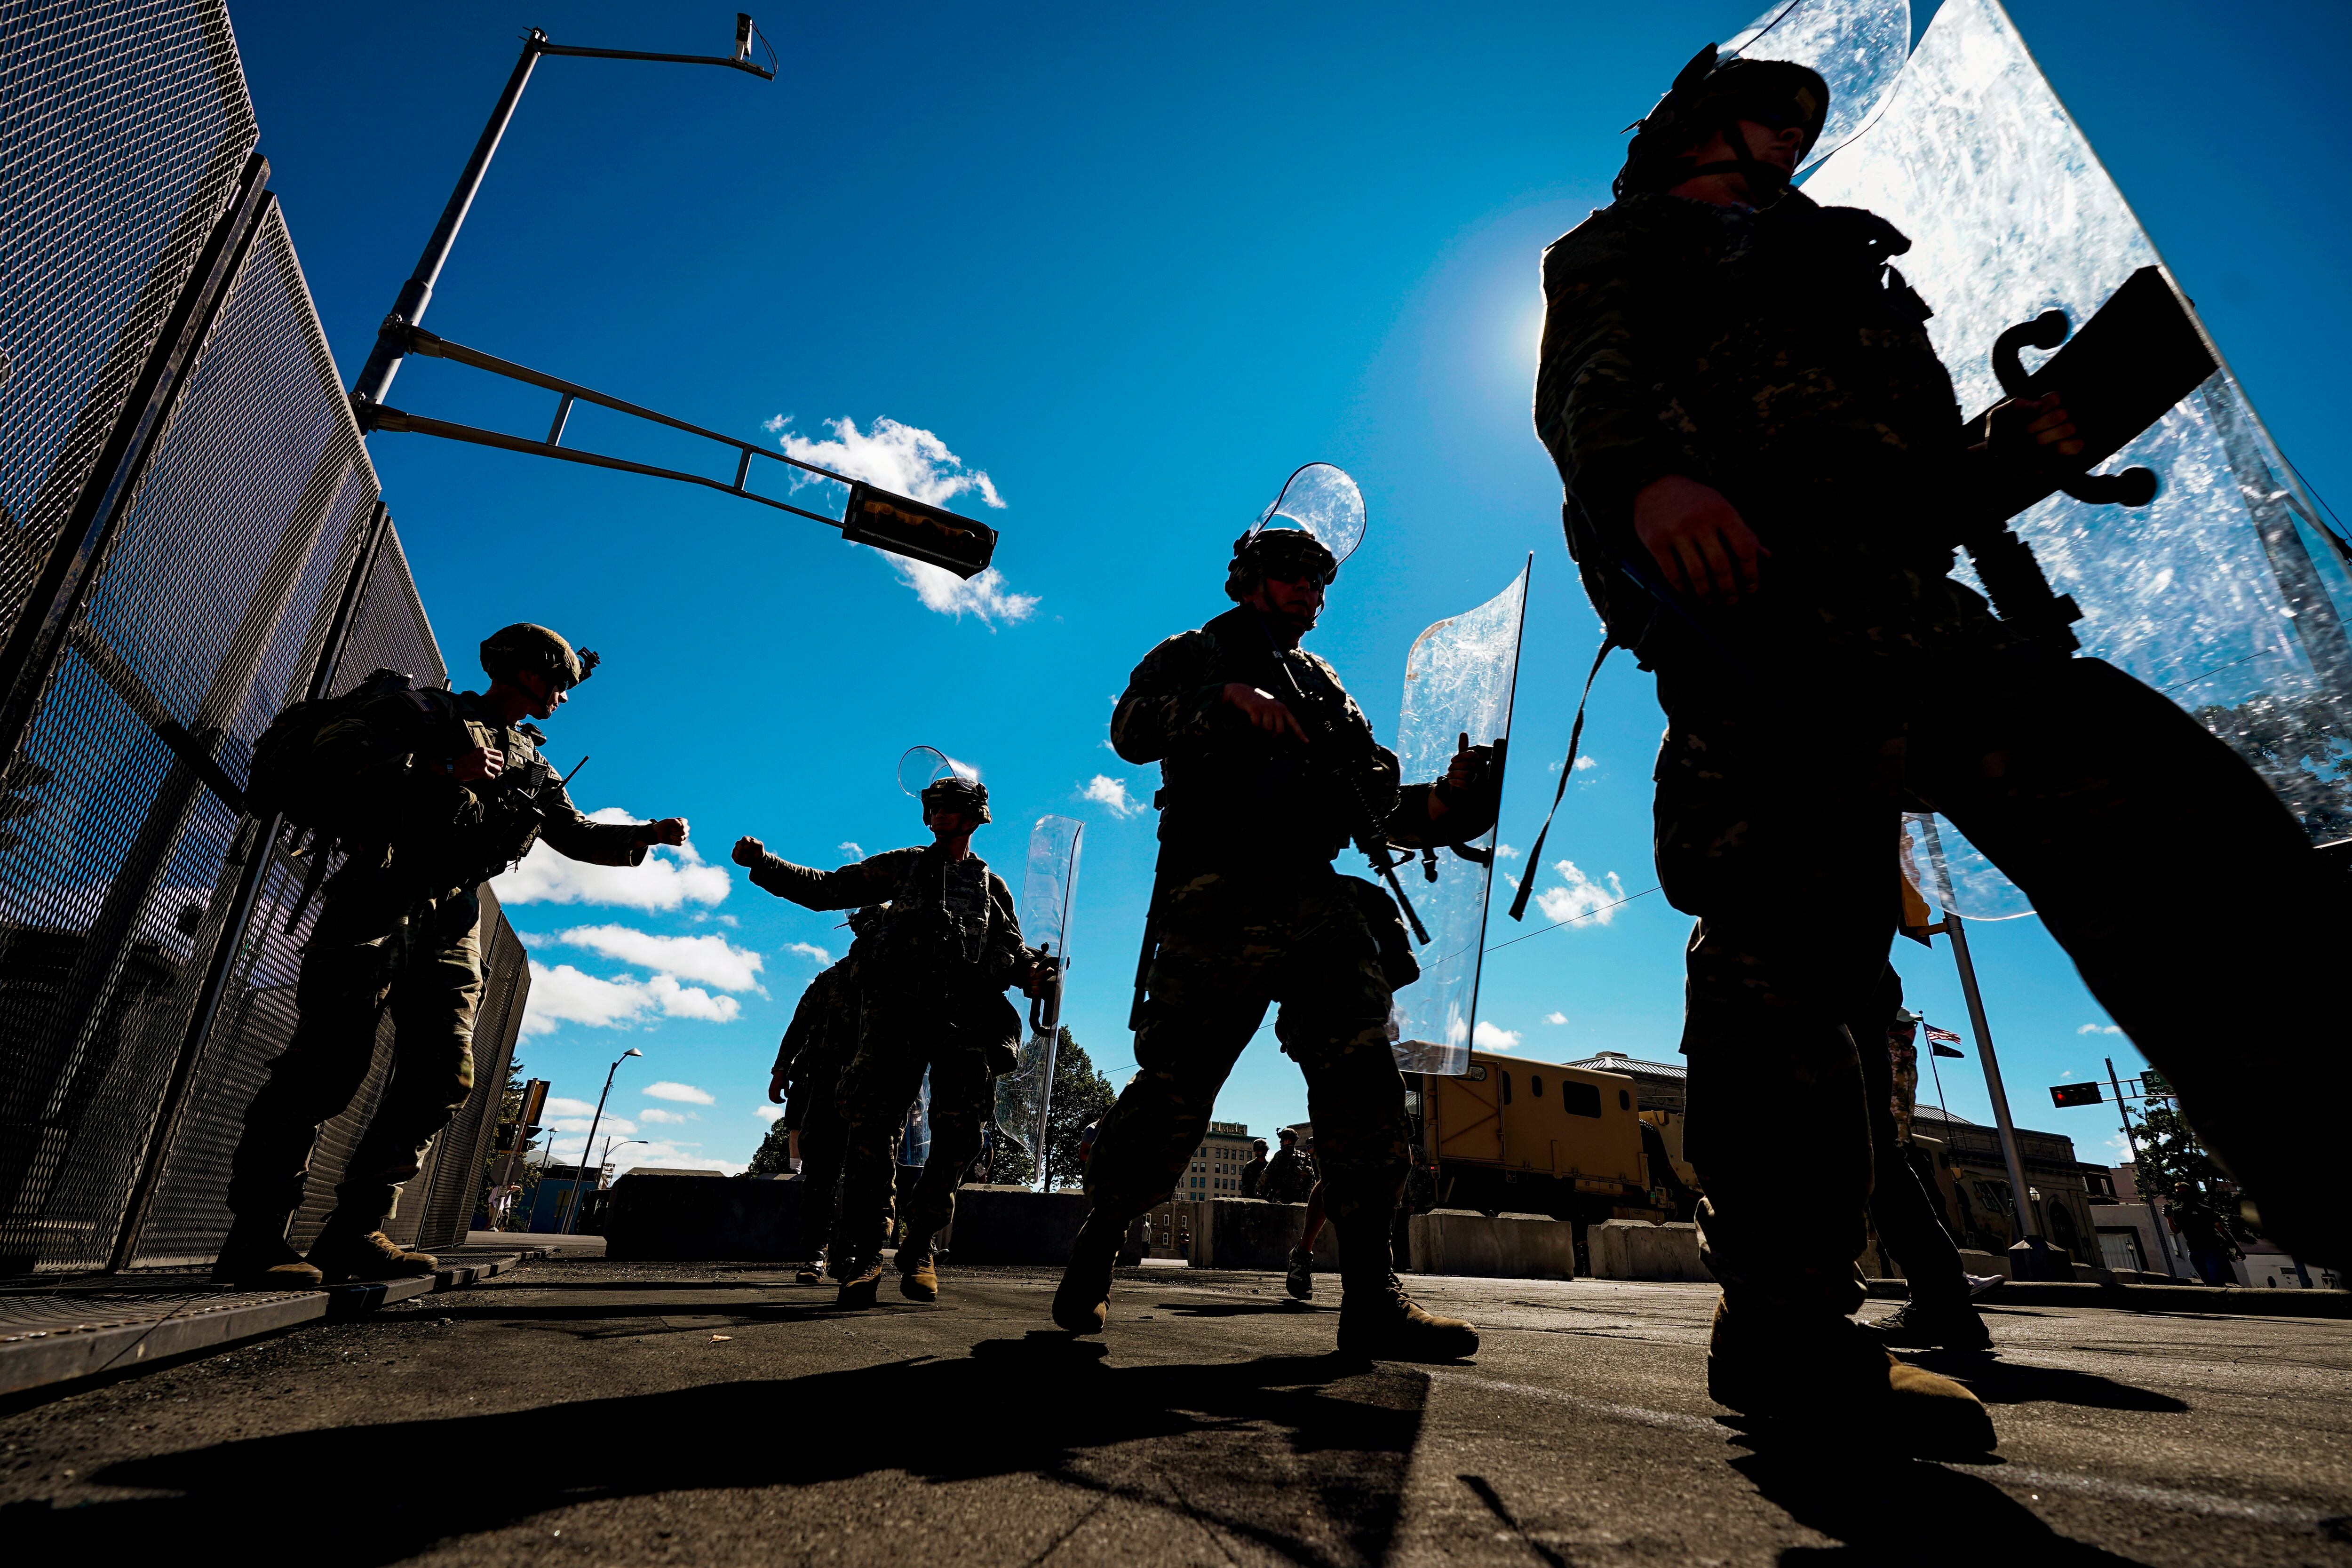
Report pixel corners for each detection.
[1574,755,1598,772]
[493,811,731,910]
[2078,1023,2123,1035]
[521,962,653,1035]
[1473,1021,1521,1051]
[787,941,833,965]
[542,1134,743,1177]
[839,842,864,860]
[772,414,1035,626]
[644,1080,716,1105]
[639,1107,697,1125]
[1534,861,1628,925]
[1544,1011,1567,1026]
[518,961,741,1036]
[547,925,764,992]
[755,1105,785,1124]
[1494,844,1520,860]
[1081,775,1145,819]
[545,1097,601,1118]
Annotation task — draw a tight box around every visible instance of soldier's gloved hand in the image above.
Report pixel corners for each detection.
[1633,475,1769,606]
[453,745,506,783]
[1986,391,2086,471]
[767,1067,789,1105]
[731,835,765,867]
[1222,683,1309,742]
[1430,737,1498,818]
[635,817,688,847]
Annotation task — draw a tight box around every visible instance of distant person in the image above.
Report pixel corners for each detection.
[2170,1186,2241,1287]
[768,907,886,1284]
[215,625,685,1289]
[736,772,1042,1308]
[1287,1173,1329,1301]
[1262,1127,1318,1203]
[1239,1138,1271,1198]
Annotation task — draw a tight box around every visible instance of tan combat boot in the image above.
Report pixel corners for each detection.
[1336,1271,1480,1361]
[1706,1297,1996,1456]
[213,1220,324,1290]
[1051,1214,1123,1334]
[835,1253,886,1309]
[899,1234,940,1302]
[308,1220,437,1285]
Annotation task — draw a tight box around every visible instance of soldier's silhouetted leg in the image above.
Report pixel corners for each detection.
[1926,657,2352,1266]
[795,1069,850,1270]
[833,1025,928,1305]
[896,1044,987,1302]
[313,899,481,1283]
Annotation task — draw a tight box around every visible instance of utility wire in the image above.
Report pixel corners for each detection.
[1484,884,1662,954]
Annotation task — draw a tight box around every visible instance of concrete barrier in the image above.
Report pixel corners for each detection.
[1589,1219,1710,1281]
[946,1185,1092,1265]
[1188,1199,1342,1271]
[1406,1210,1577,1280]
[604,1171,805,1260]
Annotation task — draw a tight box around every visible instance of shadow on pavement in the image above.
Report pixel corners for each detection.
[1922,1355,2190,1414]
[6,1337,1426,1568]
[1732,1450,2152,1565]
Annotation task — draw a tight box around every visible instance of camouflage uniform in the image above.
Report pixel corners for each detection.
[745,845,1023,1261]
[227,685,647,1235]
[1261,1143,1318,1204]
[1085,606,1455,1290]
[776,957,863,1260]
[1536,186,2352,1312]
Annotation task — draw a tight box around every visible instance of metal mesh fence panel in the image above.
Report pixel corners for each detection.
[0,0,257,645]
[0,197,382,1273]
[397,887,527,1252]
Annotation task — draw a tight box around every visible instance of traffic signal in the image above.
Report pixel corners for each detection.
[2050,1082,2103,1109]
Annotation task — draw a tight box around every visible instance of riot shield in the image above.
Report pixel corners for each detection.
[1005,814,1084,1188]
[1724,0,1913,172]
[898,745,978,796]
[1899,811,2033,921]
[1244,462,1366,565]
[1388,560,1531,1076]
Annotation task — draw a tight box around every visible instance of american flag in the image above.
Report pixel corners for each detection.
[1923,1025,1962,1043]
[1923,1023,1966,1058]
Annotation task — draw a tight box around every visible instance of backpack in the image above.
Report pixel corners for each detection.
[245,667,421,831]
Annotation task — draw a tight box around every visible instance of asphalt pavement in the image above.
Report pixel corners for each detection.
[2,1260,2345,1566]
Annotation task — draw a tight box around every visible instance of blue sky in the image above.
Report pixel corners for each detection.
[229,0,2351,1174]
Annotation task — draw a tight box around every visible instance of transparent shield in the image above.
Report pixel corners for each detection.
[897,744,979,796]
[1726,0,1912,171]
[1899,811,2033,921]
[1805,0,2352,844]
[1008,814,1083,1184]
[1248,462,1366,565]
[1389,561,1531,1075]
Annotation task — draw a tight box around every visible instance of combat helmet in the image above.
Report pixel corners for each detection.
[921,774,990,825]
[479,623,600,691]
[1614,44,1830,203]
[900,745,990,825]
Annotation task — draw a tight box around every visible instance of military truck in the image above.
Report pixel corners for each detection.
[1403,1051,1681,1268]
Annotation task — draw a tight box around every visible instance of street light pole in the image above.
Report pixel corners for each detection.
[349,16,773,416]
[2105,1056,2181,1275]
[563,1047,641,1234]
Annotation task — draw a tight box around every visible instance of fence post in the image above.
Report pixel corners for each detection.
[106,501,392,1270]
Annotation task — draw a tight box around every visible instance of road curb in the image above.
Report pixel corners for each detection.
[0,1248,542,1398]
[1865,1276,2351,1318]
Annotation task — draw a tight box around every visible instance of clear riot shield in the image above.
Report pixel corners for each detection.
[1724,0,1913,172]
[1899,811,2033,921]
[1388,560,1531,1076]
[1804,0,2352,856]
[1006,815,1083,1187]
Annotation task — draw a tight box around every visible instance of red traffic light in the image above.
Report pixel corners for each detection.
[2049,1082,2103,1109]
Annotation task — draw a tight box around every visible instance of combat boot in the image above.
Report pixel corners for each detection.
[1284,1246,1315,1301]
[308,1220,438,1285]
[213,1220,324,1290]
[1336,1271,1479,1361]
[795,1252,824,1285]
[835,1253,886,1309]
[1051,1213,1123,1334]
[899,1234,940,1302]
[1865,1298,1994,1351]
[1707,1298,1996,1456]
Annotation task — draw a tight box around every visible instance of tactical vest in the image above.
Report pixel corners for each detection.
[873,848,998,979]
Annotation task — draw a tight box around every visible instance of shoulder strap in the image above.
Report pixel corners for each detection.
[1506,632,1617,922]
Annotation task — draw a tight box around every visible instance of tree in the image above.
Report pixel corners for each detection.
[748,1116,793,1176]
[2131,1097,2255,1247]
[480,1058,539,1230]
[1033,1027,1116,1192]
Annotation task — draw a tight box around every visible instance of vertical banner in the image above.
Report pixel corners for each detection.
[1389,559,1530,1076]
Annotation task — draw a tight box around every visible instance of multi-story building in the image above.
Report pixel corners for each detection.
[1181,1120,1256,1198]
[1905,1104,2099,1266]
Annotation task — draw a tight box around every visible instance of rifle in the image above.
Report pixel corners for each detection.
[1260,650,1431,944]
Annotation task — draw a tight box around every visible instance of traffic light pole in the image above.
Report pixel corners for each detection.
[2105,1056,2180,1273]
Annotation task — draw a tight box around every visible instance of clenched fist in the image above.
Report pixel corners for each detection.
[732,835,765,867]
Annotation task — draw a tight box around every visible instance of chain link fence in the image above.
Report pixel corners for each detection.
[0,0,528,1275]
